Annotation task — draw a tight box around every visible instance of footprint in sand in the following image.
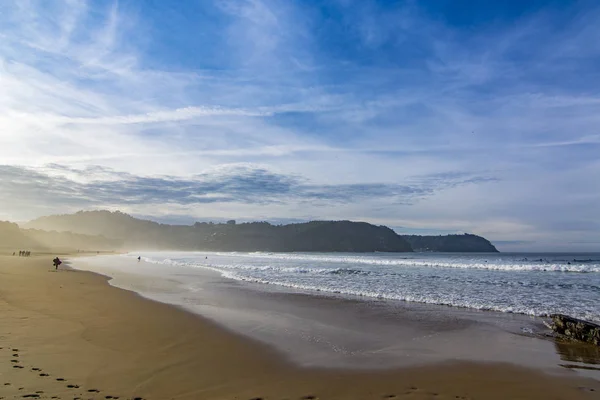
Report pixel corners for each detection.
[404,387,419,395]
[301,396,318,400]
[56,377,65,381]
[12,354,19,357]
[39,373,49,377]
[10,359,19,363]
[87,388,100,392]
[13,365,24,369]
[579,387,597,392]
[382,395,397,399]
[67,384,80,389]
[21,395,40,398]
[31,367,41,371]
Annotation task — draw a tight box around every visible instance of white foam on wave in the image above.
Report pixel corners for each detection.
[135,253,600,323]
[139,256,367,275]
[213,252,600,273]
[202,267,600,322]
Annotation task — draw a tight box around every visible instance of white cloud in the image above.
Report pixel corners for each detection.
[0,1,599,250]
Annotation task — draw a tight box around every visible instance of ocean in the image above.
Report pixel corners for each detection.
[138,251,600,323]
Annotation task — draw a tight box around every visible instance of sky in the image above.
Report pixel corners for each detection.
[1,0,599,252]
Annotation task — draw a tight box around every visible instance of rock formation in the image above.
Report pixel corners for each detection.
[549,314,600,346]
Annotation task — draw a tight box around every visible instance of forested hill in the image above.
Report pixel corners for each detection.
[25,211,413,252]
[25,210,498,253]
[0,220,121,252]
[402,234,499,252]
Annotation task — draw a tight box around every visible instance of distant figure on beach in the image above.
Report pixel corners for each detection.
[138,256,141,262]
[52,257,62,270]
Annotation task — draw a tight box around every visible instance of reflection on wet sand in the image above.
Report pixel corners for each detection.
[554,339,600,371]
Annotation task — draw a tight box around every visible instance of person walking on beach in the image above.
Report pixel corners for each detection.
[138,256,141,262]
[52,257,62,270]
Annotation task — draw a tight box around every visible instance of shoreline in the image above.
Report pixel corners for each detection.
[1,255,599,399]
[132,250,600,323]
[73,254,600,373]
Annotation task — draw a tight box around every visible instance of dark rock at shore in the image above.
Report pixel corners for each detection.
[549,314,600,346]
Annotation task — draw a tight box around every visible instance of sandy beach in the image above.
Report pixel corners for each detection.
[1,255,599,400]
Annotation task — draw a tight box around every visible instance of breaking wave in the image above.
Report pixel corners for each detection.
[136,251,600,323]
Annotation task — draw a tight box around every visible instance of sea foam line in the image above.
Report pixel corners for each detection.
[210,266,600,323]
[211,253,600,273]
[136,255,600,323]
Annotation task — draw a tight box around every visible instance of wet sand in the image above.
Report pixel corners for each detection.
[1,255,599,399]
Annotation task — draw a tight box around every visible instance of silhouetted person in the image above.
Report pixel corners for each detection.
[137,256,141,262]
[52,257,62,270]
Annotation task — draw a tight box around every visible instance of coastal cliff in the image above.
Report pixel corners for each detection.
[401,234,499,252]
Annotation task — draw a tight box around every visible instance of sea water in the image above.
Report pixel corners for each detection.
[136,251,600,323]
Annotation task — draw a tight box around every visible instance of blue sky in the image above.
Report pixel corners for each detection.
[1,0,599,251]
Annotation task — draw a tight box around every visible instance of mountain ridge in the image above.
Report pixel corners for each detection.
[23,210,499,253]
[0,220,121,252]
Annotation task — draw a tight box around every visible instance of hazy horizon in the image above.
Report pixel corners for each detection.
[5,208,595,253]
[1,1,599,252]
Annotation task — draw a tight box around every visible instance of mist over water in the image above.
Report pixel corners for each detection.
[139,252,600,323]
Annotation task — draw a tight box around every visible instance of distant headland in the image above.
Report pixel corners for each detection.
[7,210,499,253]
